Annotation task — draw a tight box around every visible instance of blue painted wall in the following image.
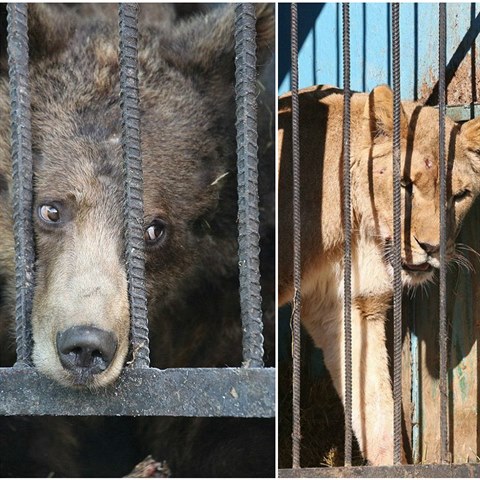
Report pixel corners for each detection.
[279,3,480,100]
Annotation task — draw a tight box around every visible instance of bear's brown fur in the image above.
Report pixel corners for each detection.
[0,4,274,477]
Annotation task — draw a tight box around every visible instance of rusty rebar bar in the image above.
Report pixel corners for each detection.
[342,2,353,467]
[7,3,35,366]
[234,3,264,369]
[391,2,403,465]
[118,3,150,368]
[438,1,449,464]
[290,2,302,469]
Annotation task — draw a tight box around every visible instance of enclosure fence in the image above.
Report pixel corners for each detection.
[280,2,480,477]
[0,3,275,419]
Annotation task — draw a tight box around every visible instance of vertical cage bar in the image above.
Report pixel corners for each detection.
[391,2,403,465]
[234,3,264,369]
[438,2,449,464]
[7,3,35,367]
[342,2,353,467]
[118,3,150,368]
[290,2,302,469]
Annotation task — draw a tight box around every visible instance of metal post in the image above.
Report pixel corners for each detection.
[234,3,265,369]
[290,2,302,469]
[391,2,403,465]
[7,3,35,367]
[438,1,449,464]
[342,2,353,467]
[118,3,150,368]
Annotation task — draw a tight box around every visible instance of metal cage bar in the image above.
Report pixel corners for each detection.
[290,2,302,470]
[234,3,265,369]
[391,2,402,465]
[118,3,150,369]
[342,2,353,467]
[7,3,35,367]
[438,2,449,464]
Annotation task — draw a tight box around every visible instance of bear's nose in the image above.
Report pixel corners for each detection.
[56,326,117,375]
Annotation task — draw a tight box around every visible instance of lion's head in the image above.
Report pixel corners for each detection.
[354,85,480,287]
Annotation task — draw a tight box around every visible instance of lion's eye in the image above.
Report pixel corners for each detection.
[38,204,60,223]
[144,220,167,245]
[454,189,471,202]
[400,178,413,193]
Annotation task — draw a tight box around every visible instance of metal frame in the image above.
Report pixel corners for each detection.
[0,3,275,419]
[279,464,480,478]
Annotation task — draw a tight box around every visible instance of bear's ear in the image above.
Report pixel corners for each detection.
[159,4,274,98]
[0,4,76,73]
[363,84,408,143]
[460,116,480,155]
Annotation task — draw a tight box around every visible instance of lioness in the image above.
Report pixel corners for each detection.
[278,84,480,465]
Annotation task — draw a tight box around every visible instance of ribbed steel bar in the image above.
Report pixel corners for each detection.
[291,2,302,469]
[438,2,449,464]
[391,3,402,465]
[118,3,150,368]
[234,4,264,369]
[7,3,35,366]
[342,2,353,467]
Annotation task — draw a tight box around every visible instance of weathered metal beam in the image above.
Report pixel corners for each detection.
[279,463,480,478]
[0,367,275,417]
[443,103,480,122]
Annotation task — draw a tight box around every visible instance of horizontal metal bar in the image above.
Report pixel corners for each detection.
[279,464,480,478]
[0,367,275,417]
[437,103,480,122]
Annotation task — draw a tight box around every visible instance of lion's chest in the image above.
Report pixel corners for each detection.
[301,235,392,327]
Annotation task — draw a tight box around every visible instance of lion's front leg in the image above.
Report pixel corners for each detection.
[304,295,396,465]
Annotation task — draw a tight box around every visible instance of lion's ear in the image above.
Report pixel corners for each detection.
[363,85,408,143]
[460,116,480,154]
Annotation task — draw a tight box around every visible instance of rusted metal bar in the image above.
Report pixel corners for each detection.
[438,2,449,464]
[278,464,480,478]
[118,3,150,368]
[0,367,275,417]
[442,103,480,122]
[234,3,264,368]
[342,2,353,467]
[7,3,35,367]
[391,2,402,465]
[290,2,302,469]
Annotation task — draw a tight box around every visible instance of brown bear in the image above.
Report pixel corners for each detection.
[0,3,275,477]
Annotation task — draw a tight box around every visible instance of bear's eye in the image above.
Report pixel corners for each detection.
[144,220,167,245]
[454,189,471,202]
[38,204,60,223]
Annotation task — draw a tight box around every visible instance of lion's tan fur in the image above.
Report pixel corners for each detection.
[278,84,480,465]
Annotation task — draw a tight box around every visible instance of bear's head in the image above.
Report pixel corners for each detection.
[0,4,274,388]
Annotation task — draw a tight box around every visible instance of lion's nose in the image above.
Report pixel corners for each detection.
[416,238,440,255]
[57,326,117,375]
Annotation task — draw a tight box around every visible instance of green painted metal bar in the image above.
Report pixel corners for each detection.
[443,103,480,122]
